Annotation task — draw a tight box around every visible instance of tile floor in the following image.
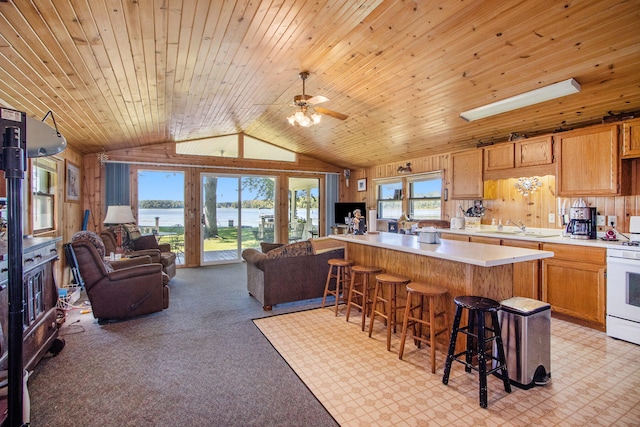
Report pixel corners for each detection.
[254,307,640,426]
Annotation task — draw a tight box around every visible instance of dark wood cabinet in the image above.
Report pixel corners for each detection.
[0,237,61,372]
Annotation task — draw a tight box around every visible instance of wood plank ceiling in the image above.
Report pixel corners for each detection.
[0,0,639,169]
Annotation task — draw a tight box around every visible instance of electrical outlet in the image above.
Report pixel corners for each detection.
[548,213,555,224]
[597,215,606,226]
[608,215,617,228]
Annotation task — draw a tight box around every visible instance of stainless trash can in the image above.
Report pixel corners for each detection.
[495,297,551,389]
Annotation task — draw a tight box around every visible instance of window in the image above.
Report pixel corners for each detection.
[376,180,403,219]
[176,135,239,158]
[31,158,57,233]
[409,172,442,219]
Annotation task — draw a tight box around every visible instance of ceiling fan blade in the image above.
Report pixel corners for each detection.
[315,107,348,121]
[307,95,329,105]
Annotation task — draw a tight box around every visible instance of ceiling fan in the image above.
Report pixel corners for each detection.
[287,71,348,127]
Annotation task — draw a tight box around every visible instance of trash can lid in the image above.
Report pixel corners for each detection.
[500,297,550,314]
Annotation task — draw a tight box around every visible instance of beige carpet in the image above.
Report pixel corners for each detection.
[254,306,640,427]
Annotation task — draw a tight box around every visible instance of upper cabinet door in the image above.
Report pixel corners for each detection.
[556,124,622,196]
[515,136,553,167]
[450,149,483,199]
[484,144,514,171]
[622,118,640,158]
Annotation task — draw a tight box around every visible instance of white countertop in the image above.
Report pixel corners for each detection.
[329,232,553,267]
[440,226,640,251]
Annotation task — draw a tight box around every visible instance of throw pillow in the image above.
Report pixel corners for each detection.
[72,231,114,273]
[265,241,313,259]
[123,223,142,240]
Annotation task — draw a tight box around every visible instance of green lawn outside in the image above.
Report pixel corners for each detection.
[156,226,265,251]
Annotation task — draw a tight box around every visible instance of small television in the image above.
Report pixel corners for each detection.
[334,202,366,225]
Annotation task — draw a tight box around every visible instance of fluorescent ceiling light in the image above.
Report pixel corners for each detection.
[460,78,581,122]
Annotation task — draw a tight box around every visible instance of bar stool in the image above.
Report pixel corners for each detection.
[442,295,511,408]
[321,258,354,316]
[345,265,383,331]
[398,282,449,374]
[368,273,411,351]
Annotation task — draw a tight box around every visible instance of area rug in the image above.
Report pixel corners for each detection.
[253,307,511,426]
[253,306,640,427]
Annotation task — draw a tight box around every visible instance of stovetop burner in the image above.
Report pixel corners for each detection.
[622,241,640,246]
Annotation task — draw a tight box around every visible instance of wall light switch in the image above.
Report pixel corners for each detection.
[608,215,617,228]
[597,215,606,226]
[548,213,555,224]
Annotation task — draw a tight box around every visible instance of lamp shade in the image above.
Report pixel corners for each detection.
[103,205,135,224]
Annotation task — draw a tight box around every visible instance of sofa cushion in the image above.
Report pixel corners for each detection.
[265,240,313,259]
[72,231,114,272]
[260,242,284,253]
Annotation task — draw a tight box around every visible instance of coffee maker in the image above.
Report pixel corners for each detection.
[567,207,597,239]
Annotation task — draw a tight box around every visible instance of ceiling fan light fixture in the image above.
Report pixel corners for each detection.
[460,78,581,122]
[288,108,321,127]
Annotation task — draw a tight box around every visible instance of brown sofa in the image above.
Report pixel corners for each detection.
[242,239,345,310]
[100,228,177,281]
[71,231,169,321]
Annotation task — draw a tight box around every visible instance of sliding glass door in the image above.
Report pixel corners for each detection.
[288,177,320,242]
[138,170,185,264]
[200,173,275,265]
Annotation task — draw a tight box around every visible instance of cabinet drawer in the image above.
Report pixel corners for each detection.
[469,236,500,245]
[542,243,605,265]
[501,239,540,250]
[439,233,469,242]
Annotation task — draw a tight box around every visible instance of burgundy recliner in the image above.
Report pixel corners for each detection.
[71,231,169,321]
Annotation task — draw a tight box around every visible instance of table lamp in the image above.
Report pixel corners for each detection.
[103,205,136,253]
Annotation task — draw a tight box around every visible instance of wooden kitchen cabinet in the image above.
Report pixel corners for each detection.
[515,136,553,167]
[502,238,540,300]
[439,232,469,242]
[484,144,514,171]
[541,243,606,329]
[450,150,483,199]
[622,118,640,158]
[469,235,500,245]
[556,124,627,196]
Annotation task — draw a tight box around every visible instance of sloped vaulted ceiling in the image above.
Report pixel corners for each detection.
[0,0,639,168]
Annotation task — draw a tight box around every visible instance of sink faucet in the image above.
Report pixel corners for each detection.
[507,219,526,233]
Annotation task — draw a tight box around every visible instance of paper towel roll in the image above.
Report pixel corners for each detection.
[368,210,377,232]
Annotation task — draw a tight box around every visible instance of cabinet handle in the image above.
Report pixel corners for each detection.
[35,254,43,259]
[50,248,57,253]
[1,268,7,273]
[24,257,34,263]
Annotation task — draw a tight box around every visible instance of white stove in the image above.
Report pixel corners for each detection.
[606,216,640,345]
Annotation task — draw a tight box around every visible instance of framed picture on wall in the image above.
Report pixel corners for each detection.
[65,160,80,202]
[357,178,366,192]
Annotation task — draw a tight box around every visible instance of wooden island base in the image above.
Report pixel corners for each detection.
[345,241,514,345]
[328,233,553,353]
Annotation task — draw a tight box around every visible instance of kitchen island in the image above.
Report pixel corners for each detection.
[328,233,553,344]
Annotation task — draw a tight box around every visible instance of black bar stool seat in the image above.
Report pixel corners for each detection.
[442,295,511,408]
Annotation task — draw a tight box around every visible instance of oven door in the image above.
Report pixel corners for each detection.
[607,256,640,323]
